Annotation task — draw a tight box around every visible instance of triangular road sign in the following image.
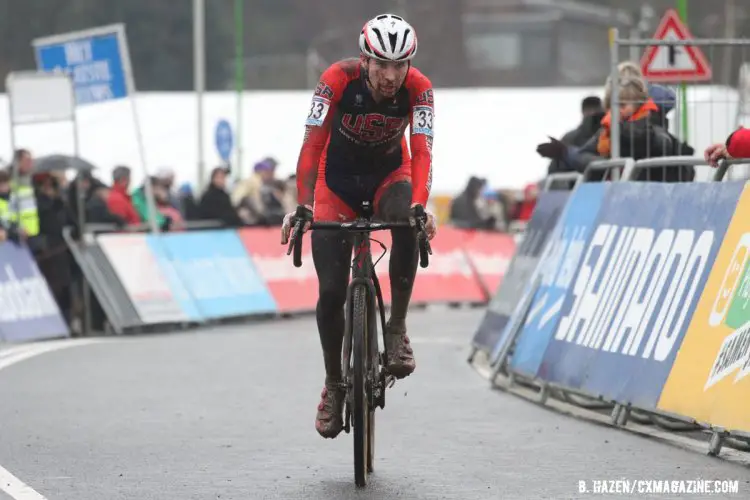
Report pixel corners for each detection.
[640,8,712,82]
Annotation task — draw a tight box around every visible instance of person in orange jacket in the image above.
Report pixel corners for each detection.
[538,78,675,179]
[705,127,750,167]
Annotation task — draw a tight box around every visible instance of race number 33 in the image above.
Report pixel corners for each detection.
[412,106,434,137]
[306,97,331,127]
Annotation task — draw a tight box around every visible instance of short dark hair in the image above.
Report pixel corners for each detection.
[581,96,603,113]
[13,149,30,163]
[112,165,131,182]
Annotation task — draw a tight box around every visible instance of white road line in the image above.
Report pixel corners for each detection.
[0,338,105,500]
[0,465,48,500]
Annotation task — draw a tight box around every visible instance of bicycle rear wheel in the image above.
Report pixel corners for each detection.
[351,284,370,487]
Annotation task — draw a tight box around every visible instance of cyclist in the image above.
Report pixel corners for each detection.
[280,13,437,439]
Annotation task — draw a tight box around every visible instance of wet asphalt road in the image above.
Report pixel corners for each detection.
[0,309,746,500]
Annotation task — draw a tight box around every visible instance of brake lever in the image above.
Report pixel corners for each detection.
[286,220,301,256]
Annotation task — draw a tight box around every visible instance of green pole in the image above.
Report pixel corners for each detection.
[234,0,244,177]
[677,0,689,142]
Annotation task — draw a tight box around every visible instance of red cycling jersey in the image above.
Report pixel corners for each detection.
[296,58,434,215]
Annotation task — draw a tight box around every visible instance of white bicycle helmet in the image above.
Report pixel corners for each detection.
[359,14,418,62]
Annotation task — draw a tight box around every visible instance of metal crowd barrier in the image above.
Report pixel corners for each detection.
[713,158,750,182]
[582,158,635,182]
[482,154,750,457]
[542,172,581,191]
[63,220,225,334]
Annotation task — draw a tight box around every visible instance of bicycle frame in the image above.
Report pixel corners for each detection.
[287,203,431,486]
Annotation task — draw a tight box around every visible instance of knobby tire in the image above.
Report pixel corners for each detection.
[352,285,369,487]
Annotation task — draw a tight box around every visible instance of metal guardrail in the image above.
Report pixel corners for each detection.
[63,226,142,334]
[627,156,707,182]
[583,158,635,182]
[542,172,582,191]
[84,219,224,235]
[713,158,750,182]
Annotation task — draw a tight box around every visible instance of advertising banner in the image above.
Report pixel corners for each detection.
[460,229,516,299]
[145,236,203,321]
[411,226,486,304]
[97,233,189,324]
[471,191,569,352]
[156,230,277,319]
[239,228,320,313]
[539,182,744,409]
[658,183,750,432]
[0,242,69,342]
[509,183,608,377]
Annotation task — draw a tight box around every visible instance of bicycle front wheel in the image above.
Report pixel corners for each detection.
[351,284,370,487]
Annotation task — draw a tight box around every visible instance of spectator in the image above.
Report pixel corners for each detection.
[67,170,105,222]
[606,61,695,163]
[548,95,605,175]
[449,176,495,230]
[705,127,750,167]
[232,158,281,225]
[107,166,141,225]
[155,166,180,209]
[33,172,74,324]
[537,78,680,181]
[8,149,42,252]
[477,185,508,232]
[563,96,605,148]
[154,182,185,230]
[0,169,18,243]
[614,61,676,127]
[86,185,126,227]
[514,183,538,222]
[200,166,244,227]
[131,175,172,231]
[177,182,201,221]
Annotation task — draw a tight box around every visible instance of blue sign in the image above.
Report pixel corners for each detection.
[509,183,608,377]
[0,242,69,342]
[215,120,234,162]
[472,190,569,353]
[538,181,744,409]
[146,237,203,322]
[33,25,130,105]
[155,230,277,319]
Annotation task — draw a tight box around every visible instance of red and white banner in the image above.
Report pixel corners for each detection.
[458,229,516,299]
[238,228,320,313]
[237,226,515,313]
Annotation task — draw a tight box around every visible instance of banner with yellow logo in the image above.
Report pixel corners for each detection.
[658,183,750,432]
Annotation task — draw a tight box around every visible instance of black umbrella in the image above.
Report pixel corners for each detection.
[33,154,97,173]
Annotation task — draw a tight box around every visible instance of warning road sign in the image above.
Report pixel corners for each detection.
[640,8,712,83]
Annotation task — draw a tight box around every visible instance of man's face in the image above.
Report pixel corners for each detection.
[363,57,409,98]
[213,170,227,189]
[260,168,275,182]
[118,175,131,190]
[18,152,32,175]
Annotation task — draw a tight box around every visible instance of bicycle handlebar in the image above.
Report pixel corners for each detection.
[287,218,432,269]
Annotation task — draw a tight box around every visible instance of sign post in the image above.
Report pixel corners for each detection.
[640,6,712,142]
[5,70,86,334]
[32,24,160,234]
[215,119,234,166]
